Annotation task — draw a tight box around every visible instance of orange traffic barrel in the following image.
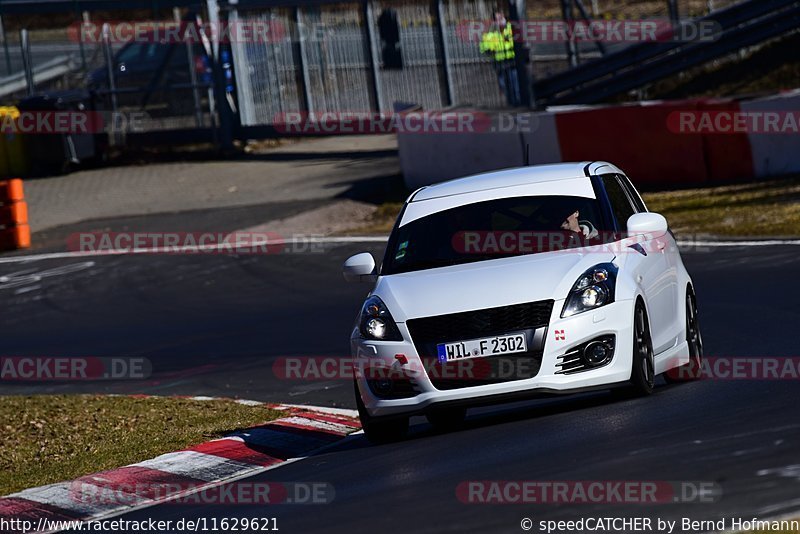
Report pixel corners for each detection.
[0,178,31,250]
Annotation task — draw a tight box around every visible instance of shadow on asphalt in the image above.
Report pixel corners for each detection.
[314,386,683,455]
[332,173,410,206]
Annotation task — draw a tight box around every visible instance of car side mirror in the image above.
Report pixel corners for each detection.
[627,212,668,237]
[343,252,377,283]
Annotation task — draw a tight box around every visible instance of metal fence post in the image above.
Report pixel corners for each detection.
[102,23,119,146]
[510,0,531,107]
[668,0,680,26]
[1,14,12,77]
[362,0,384,113]
[76,6,88,71]
[295,7,314,115]
[207,0,234,151]
[560,0,578,67]
[0,15,11,76]
[226,5,255,126]
[200,2,218,126]
[174,8,204,128]
[435,0,454,106]
[20,29,34,95]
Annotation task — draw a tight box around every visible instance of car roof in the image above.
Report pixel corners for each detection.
[410,161,623,202]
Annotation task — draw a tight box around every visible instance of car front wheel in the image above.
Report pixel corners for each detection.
[354,381,409,443]
[629,302,656,395]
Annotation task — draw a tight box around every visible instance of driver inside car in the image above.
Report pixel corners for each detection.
[561,208,599,239]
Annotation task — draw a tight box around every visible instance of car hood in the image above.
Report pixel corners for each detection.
[374,250,616,321]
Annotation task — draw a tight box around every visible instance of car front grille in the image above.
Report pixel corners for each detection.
[407,300,553,390]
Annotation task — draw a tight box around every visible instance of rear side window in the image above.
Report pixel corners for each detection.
[601,174,636,230]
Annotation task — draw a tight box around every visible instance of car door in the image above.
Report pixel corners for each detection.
[618,172,682,351]
[600,174,678,355]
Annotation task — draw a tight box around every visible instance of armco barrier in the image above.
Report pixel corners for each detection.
[0,179,31,250]
[741,89,800,178]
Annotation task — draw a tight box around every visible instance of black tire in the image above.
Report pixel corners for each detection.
[628,302,656,395]
[354,381,408,444]
[665,287,704,383]
[426,406,466,432]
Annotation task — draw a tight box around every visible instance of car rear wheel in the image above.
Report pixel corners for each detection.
[665,287,704,383]
[354,381,409,444]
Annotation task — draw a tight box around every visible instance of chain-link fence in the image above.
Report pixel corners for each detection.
[0,3,216,132]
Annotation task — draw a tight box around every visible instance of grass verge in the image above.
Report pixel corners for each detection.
[642,177,800,237]
[353,177,800,238]
[0,395,282,496]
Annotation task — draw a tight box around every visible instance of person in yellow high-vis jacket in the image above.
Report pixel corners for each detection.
[480,11,520,106]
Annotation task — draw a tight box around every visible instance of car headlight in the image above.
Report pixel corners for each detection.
[561,263,618,318]
[359,296,403,341]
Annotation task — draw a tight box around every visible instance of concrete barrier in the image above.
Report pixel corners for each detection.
[398,112,526,190]
[398,93,798,189]
[521,111,562,166]
[741,89,800,178]
[697,99,755,183]
[556,101,710,184]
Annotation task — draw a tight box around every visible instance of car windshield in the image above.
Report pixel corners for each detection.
[382,195,606,275]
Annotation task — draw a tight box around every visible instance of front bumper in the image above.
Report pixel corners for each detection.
[352,299,635,418]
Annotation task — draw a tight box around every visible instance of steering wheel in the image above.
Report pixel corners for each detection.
[579,219,598,239]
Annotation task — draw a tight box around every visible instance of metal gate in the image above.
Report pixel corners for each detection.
[229,0,509,128]
[367,0,447,111]
[299,4,374,114]
[440,0,505,107]
[229,6,302,126]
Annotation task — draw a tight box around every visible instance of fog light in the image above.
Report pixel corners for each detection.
[374,377,393,394]
[584,341,610,366]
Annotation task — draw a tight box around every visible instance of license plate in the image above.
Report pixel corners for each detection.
[437,333,527,363]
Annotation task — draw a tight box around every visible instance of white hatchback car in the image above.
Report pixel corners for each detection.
[345,162,703,442]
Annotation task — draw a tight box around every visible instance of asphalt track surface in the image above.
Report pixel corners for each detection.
[2,219,800,532]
